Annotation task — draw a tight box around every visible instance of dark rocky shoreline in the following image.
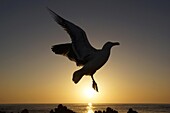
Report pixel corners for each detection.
[0,104,138,113]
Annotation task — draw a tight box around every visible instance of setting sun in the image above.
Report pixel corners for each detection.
[84,88,96,98]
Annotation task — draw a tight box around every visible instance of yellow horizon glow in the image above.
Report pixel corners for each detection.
[1,67,170,104]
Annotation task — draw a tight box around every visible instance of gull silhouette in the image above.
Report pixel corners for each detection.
[48,8,120,92]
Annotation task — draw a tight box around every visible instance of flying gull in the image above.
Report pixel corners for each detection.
[48,8,120,92]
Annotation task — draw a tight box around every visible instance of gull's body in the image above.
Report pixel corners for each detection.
[48,8,120,92]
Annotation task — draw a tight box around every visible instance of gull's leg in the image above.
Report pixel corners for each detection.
[91,75,99,92]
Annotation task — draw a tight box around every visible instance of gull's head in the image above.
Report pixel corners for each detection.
[103,41,120,50]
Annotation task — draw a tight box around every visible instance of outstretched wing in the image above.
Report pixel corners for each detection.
[48,8,96,60]
[51,43,86,66]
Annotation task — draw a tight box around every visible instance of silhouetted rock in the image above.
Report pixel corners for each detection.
[0,111,6,113]
[50,104,75,113]
[95,110,102,113]
[95,107,118,113]
[21,109,29,113]
[50,109,54,113]
[127,108,138,113]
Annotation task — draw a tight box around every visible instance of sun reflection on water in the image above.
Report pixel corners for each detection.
[86,103,94,113]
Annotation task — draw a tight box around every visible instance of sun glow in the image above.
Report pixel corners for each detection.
[84,88,96,98]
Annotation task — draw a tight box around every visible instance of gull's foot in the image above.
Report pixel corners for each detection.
[92,81,99,92]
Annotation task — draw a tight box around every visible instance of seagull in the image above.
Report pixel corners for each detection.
[48,8,120,92]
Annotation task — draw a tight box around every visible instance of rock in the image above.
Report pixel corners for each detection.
[94,107,118,113]
[95,110,102,113]
[127,108,138,113]
[50,104,75,113]
[21,109,29,113]
[50,109,54,113]
[0,111,6,113]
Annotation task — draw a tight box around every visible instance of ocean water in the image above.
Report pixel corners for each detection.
[0,103,170,113]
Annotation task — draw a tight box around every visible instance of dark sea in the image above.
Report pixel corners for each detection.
[0,103,170,113]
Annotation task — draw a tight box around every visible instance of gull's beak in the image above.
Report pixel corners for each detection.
[112,42,120,46]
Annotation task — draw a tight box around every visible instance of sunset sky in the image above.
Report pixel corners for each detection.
[0,0,170,104]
